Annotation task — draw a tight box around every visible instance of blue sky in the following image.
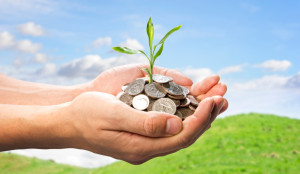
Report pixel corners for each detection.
[1,1,299,73]
[1,0,300,167]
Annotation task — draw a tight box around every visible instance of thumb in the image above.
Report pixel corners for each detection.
[115,105,183,137]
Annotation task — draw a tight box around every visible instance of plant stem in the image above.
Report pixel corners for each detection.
[149,46,154,83]
[149,63,153,83]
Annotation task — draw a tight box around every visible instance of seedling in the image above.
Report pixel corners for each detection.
[112,17,181,83]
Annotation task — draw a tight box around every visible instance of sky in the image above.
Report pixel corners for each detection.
[1,0,300,168]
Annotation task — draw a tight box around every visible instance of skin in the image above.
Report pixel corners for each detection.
[0,64,228,164]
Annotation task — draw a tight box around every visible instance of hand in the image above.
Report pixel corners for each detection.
[92,64,228,110]
[91,64,194,95]
[64,90,227,164]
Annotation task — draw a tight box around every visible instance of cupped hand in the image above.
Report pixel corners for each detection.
[91,64,193,95]
[65,90,227,164]
[92,63,228,110]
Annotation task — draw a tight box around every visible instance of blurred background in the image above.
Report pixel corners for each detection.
[0,0,299,173]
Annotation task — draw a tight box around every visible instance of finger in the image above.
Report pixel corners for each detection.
[190,75,220,96]
[138,97,215,154]
[210,96,226,122]
[195,98,228,141]
[110,102,183,137]
[187,96,224,142]
[138,148,180,164]
[196,83,227,101]
[146,98,219,159]
[219,99,229,114]
[154,67,193,86]
[196,97,228,139]
[109,98,215,161]
[138,64,193,86]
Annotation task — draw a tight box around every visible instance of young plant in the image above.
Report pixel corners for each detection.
[112,17,181,83]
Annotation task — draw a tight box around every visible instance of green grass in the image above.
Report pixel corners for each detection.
[93,113,300,174]
[1,113,299,174]
[0,153,92,174]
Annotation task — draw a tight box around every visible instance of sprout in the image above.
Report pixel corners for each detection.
[112,17,181,83]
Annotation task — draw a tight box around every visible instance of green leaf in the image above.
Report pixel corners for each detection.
[139,50,150,61]
[147,17,154,51]
[153,43,164,63]
[141,68,151,77]
[156,25,182,46]
[153,44,157,55]
[112,47,140,54]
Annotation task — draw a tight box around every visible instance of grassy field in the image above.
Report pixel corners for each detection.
[1,113,299,174]
[0,153,92,174]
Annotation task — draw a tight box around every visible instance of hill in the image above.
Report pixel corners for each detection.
[93,113,300,174]
[0,152,92,174]
[1,113,299,174]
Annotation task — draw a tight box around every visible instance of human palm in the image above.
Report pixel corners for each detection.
[92,64,227,102]
[70,64,228,164]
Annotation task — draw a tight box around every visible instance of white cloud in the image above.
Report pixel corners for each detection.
[36,63,57,76]
[0,31,15,49]
[0,31,42,54]
[223,87,300,119]
[120,38,144,50]
[222,73,300,119]
[92,37,112,48]
[15,40,42,53]
[0,0,58,16]
[255,59,291,71]
[218,65,243,75]
[286,72,300,88]
[18,22,45,36]
[13,58,24,67]
[58,54,147,79]
[233,73,300,91]
[234,75,289,90]
[183,68,213,82]
[33,53,48,63]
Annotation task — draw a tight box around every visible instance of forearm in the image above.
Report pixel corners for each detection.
[0,73,93,105]
[0,103,77,151]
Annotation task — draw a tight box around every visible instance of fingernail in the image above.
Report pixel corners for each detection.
[218,100,225,113]
[207,97,215,112]
[166,118,182,135]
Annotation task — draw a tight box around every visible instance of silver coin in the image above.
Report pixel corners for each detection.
[119,92,133,105]
[177,107,194,119]
[125,79,145,95]
[181,86,190,95]
[188,95,199,106]
[152,74,173,83]
[116,91,124,99]
[179,98,190,107]
[167,93,186,100]
[137,77,149,83]
[189,104,196,111]
[152,98,177,115]
[121,85,128,91]
[163,82,184,96]
[170,99,181,107]
[132,94,149,110]
[147,100,155,111]
[144,82,167,99]
[175,110,183,119]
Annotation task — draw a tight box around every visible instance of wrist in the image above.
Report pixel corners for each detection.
[68,81,94,98]
[0,103,81,151]
[41,103,82,149]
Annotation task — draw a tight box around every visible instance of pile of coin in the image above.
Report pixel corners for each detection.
[116,74,199,120]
